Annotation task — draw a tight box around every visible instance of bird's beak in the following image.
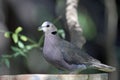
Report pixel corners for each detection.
[38,26,43,31]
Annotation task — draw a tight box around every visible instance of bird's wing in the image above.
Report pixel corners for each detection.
[59,40,100,65]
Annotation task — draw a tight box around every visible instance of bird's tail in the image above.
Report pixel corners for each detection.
[90,62,116,72]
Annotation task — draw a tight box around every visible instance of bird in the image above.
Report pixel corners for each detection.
[38,21,115,73]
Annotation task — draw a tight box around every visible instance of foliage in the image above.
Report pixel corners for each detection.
[57,29,65,39]
[0,26,65,68]
[78,11,97,40]
[0,27,43,68]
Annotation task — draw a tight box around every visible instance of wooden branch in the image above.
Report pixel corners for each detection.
[0,74,108,80]
[104,0,118,80]
[66,0,86,48]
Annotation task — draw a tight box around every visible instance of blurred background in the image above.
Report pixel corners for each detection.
[0,0,119,79]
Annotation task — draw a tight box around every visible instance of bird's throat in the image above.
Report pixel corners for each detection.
[44,32,61,47]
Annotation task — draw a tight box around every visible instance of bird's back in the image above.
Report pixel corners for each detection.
[59,40,101,65]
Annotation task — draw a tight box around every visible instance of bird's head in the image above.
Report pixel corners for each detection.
[38,21,57,34]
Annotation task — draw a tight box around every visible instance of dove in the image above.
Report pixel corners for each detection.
[38,21,115,73]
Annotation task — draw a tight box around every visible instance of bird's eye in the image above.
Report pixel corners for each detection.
[46,24,50,27]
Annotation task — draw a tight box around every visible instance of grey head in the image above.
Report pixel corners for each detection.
[38,21,57,34]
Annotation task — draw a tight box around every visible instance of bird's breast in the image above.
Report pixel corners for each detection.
[43,34,64,65]
[43,42,63,64]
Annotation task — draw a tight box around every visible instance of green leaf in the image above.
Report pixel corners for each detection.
[11,46,21,52]
[12,33,18,43]
[26,44,38,50]
[20,35,28,41]
[15,26,23,33]
[58,29,65,39]
[11,46,26,57]
[18,41,24,48]
[19,51,27,57]
[13,53,20,57]
[4,59,10,68]
[4,32,10,38]
[26,45,33,50]
[2,55,11,58]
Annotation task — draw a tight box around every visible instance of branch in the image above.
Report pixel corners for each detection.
[104,0,118,80]
[65,0,86,48]
[0,74,108,80]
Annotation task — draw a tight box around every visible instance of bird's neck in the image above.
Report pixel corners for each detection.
[44,33,61,46]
